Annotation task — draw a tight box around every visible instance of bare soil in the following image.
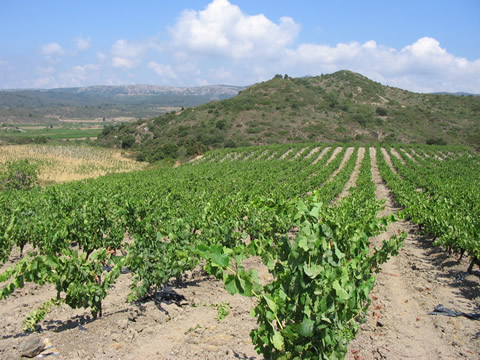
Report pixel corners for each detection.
[327,147,354,181]
[1,147,479,359]
[335,147,365,203]
[304,147,320,160]
[312,146,331,165]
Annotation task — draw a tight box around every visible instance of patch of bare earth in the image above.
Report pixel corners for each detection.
[279,148,293,160]
[312,146,331,165]
[334,147,364,203]
[265,151,278,161]
[242,151,256,161]
[290,147,307,160]
[188,155,204,163]
[254,150,269,161]
[346,148,480,360]
[398,148,415,162]
[325,146,343,165]
[327,147,354,182]
[219,154,231,163]
[388,148,405,165]
[304,147,320,160]
[408,148,423,159]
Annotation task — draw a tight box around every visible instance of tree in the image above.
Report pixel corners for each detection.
[1,159,39,190]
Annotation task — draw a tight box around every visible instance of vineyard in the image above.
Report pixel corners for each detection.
[0,143,479,359]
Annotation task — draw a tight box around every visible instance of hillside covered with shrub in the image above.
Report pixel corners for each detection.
[96,70,480,161]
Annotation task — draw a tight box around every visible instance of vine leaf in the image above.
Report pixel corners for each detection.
[272,330,284,351]
[299,318,314,337]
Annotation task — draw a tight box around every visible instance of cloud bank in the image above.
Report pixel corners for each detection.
[8,0,480,93]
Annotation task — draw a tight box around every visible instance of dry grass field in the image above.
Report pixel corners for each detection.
[0,144,147,184]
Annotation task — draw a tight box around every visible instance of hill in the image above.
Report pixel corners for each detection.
[95,71,480,161]
[0,84,244,123]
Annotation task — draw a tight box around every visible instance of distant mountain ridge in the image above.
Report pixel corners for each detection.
[1,84,244,102]
[51,84,244,98]
[430,91,480,97]
[0,84,245,122]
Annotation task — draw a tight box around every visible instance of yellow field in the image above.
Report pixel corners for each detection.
[0,144,147,184]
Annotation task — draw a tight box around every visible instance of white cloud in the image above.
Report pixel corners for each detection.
[209,67,233,82]
[97,52,107,62]
[59,64,101,87]
[111,39,143,68]
[41,42,64,56]
[148,62,177,79]
[75,36,91,51]
[170,0,299,59]
[111,38,161,69]
[112,56,136,69]
[32,77,57,88]
[36,66,55,74]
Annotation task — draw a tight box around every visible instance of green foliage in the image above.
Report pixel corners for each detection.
[426,137,447,145]
[215,119,226,130]
[0,248,123,326]
[224,139,237,148]
[24,298,65,331]
[1,159,39,190]
[121,135,135,149]
[376,107,388,116]
[215,302,230,320]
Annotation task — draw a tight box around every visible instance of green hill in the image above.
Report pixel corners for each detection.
[96,71,480,161]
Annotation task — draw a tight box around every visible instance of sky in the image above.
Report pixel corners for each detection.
[1,0,479,93]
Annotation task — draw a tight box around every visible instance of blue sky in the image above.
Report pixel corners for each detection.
[1,0,479,92]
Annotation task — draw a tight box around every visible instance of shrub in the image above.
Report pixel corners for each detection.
[121,135,135,149]
[224,139,237,148]
[1,159,39,190]
[376,107,388,116]
[215,120,226,130]
[426,137,447,146]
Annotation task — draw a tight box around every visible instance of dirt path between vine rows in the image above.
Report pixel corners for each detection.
[312,146,331,165]
[327,147,354,181]
[346,148,480,360]
[335,147,364,203]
